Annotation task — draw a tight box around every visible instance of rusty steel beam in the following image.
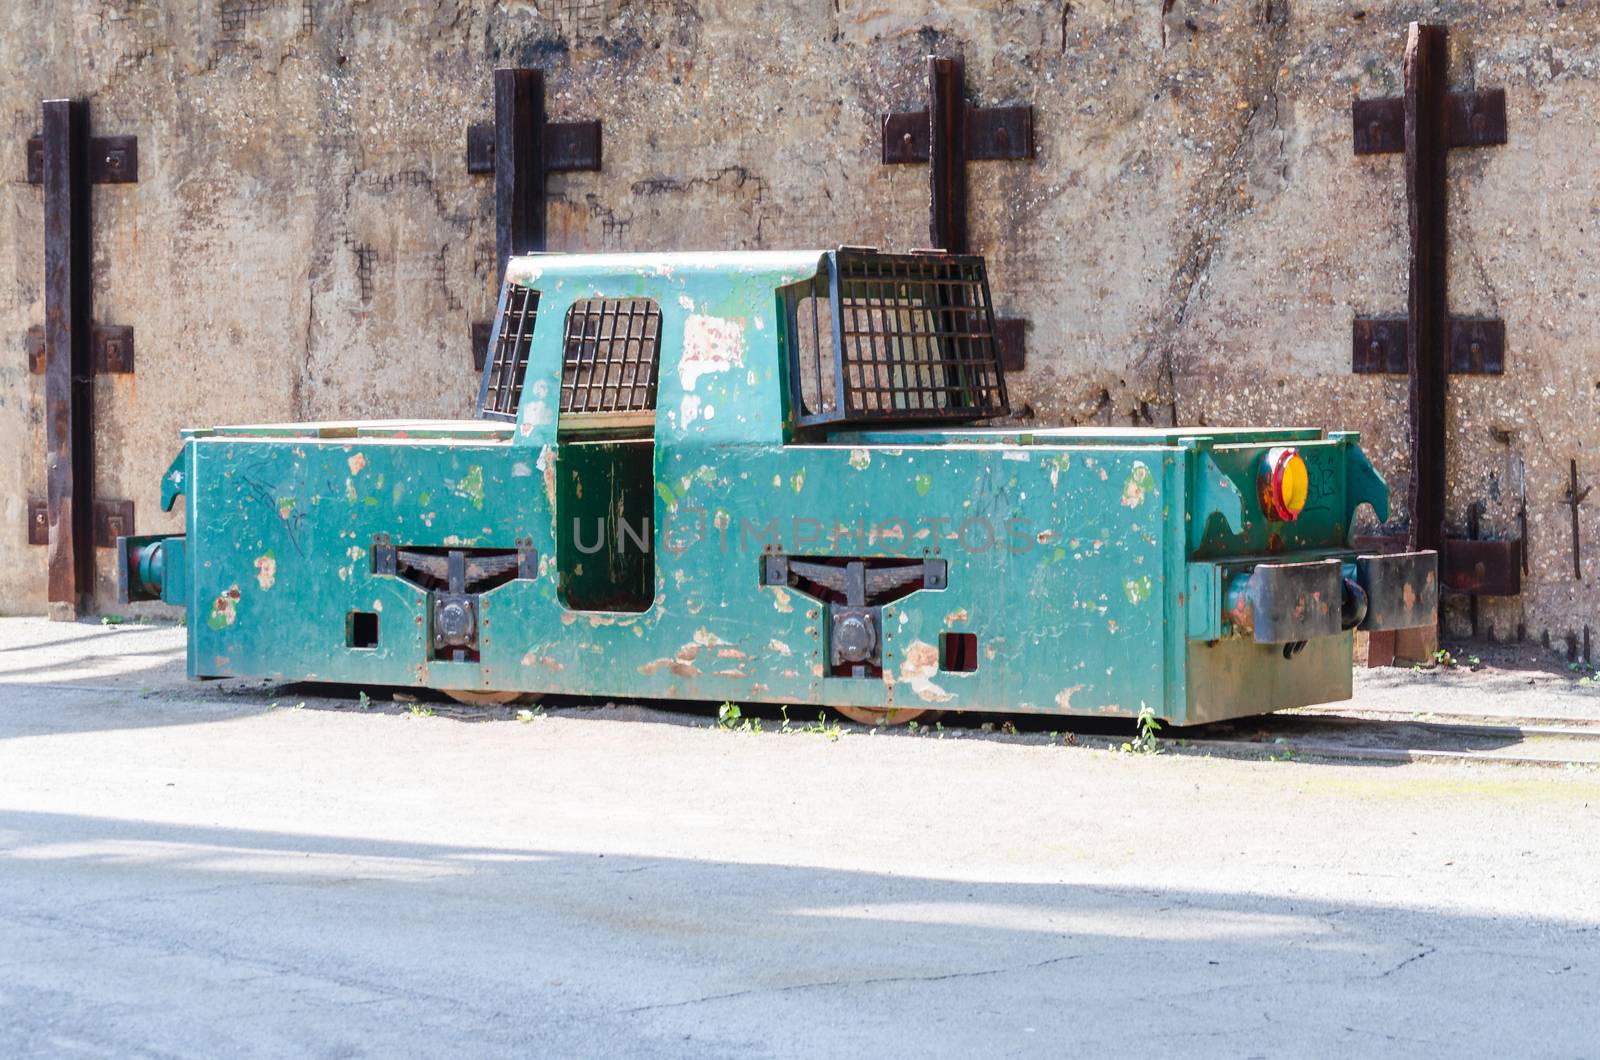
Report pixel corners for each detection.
[880,56,1034,369]
[927,57,969,255]
[469,67,603,368]
[42,99,95,618]
[1405,23,1450,558]
[1351,25,1515,662]
[494,67,545,282]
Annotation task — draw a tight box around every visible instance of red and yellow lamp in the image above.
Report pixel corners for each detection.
[1258,447,1309,522]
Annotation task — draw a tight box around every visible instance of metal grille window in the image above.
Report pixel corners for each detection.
[783,249,1009,427]
[560,298,663,415]
[476,284,540,420]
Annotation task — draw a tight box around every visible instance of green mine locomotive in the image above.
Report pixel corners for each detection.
[120,248,1437,725]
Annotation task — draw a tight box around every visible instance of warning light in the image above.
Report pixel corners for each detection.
[1259,447,1309,523]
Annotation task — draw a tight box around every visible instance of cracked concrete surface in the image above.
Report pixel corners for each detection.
[1,618,1597,1056]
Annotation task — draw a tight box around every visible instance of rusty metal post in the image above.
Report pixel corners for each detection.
[1405,24,1449,559]
[468,68,600,367]
[927,57,968,255]
[42,99,94,620]
[494,67,545,282]
[880,55,1033,369]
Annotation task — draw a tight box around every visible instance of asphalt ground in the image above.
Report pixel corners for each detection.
[2,618,1597,1058]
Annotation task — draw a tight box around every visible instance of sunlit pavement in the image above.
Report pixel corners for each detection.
[1,617,1597,1057]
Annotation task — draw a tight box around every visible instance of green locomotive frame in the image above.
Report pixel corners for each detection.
[121,248,1436,725]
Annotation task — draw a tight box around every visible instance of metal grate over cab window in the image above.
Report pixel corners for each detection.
[477,284,540,420]
[560,298,663,415]
[783,248,1009,428]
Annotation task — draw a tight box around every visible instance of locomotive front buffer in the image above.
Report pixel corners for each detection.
[121,248,1435,726]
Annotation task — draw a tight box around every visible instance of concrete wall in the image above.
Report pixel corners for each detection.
[2,1,1596,649]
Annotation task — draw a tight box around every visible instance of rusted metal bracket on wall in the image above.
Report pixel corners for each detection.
[466,67,602,370]
[882,56,1034,372]
[24,99,139,620]
[1351,24,1517,659]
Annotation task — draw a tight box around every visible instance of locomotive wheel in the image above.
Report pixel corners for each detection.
[832,705,941,727]
[442,690,544,707]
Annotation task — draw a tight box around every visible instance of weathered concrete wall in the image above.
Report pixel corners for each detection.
[1,1,1596,649]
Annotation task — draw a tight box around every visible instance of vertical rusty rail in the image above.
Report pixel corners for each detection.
[42,99,94,619]
[494,67,545,283]
[927,57,968,255]
[1404,24,1449,558]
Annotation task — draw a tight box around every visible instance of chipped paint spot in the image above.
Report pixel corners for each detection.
[512,461,532,478]
[1002,450,1029,462]
[944,608,969,627]
[704,404,716,420]
[678,294,695,311]
[898,640,953,703]
[679,314,746,391]
[848,449,871,470]
[207,585,241,630]
[639,639,705,679]
[254,552,276,590]
[680,393,702,426]
[453,465,486,510]
[1121,461,1156,508]
[790,469,806,494]
[770,587,794,613]
[767,638,793,656]
[521,652,565,671]
[1054,685,1085,711]
[1124,575,1153,605]
[537,446,557,511]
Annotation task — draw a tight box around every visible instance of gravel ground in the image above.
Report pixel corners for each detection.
[1,618,1598,1058]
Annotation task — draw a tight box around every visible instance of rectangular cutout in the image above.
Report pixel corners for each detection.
[347,611,379,649]
[940,631,978,672]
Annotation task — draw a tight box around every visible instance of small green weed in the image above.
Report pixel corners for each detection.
[717,701,761,733]
[1120,706,1162,754]
[516,706,543,722]
[777,705,840,740]
[358,690,372,710]
[100,614,125,626]
[408,704,434,718]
